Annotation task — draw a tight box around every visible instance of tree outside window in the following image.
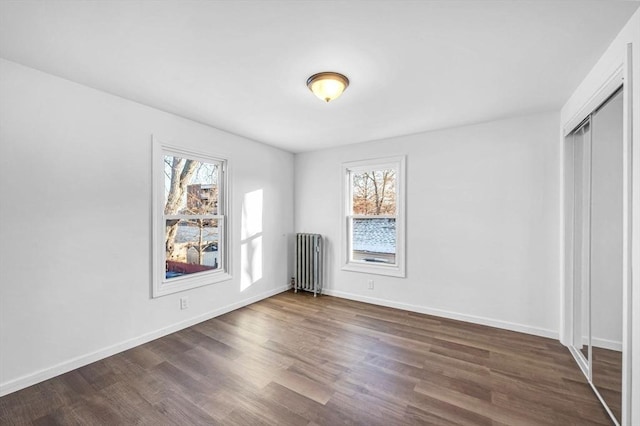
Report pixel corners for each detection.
[164,156,221,277]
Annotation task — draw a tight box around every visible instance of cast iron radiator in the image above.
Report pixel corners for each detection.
[294,233,323,297]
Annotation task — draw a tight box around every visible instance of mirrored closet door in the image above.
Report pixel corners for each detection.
[569,87,623,425]
[571,119,591,368]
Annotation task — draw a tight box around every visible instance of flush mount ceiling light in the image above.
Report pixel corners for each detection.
[306,72,349,103]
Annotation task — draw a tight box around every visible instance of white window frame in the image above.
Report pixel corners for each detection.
[152,137,231,297]
[342,156,406,278]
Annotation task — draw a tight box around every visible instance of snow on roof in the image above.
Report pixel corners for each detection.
[352,218,396,254]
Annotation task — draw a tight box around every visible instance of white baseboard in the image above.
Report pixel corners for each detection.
[0,284,290,397]
[592,337,623,352]
[322,288,559,340]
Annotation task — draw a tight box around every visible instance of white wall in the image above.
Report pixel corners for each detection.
[0,59,294,395]
[295,112,561,338]
[560,8,640,424]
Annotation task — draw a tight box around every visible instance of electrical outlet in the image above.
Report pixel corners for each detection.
[180,296,189,310]
[368,279,374,290]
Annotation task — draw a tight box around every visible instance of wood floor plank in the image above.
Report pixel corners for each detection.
[261,382,347,426]
[272,369,334,405]
[0,290,613,425]
[405,397,493,426]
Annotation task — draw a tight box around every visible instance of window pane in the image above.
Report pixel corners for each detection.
[164,156,219,215]
[165,218,221,279]
[352,169,396,215]
[351,217,396,264]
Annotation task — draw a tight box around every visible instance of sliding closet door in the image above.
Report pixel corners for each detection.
[572,121,591,364]
[590,89,623,422]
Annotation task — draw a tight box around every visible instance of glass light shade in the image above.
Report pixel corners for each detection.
[307,72,349,102]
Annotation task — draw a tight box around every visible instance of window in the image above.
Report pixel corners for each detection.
[343,156,406,277]
[152,139,231,297]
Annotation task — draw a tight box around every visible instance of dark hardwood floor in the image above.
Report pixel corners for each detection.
[592,346,622,422]
[0,291,612,425]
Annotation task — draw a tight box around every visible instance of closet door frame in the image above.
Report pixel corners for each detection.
[561,46,632,425]
[566,119,592,380]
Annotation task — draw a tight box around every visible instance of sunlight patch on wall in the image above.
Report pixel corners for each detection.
[241,189,263,291]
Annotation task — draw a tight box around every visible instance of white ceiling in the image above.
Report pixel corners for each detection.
[1,1,638,153]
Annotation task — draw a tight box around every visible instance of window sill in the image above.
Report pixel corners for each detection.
[153,270,232,298]
[342,262,405,278]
